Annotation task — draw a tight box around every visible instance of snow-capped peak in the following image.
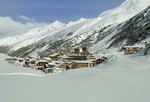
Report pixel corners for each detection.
[66,18,88,26]
[39,20,65,32]
[50,20,65,27]
[24,20,65,35]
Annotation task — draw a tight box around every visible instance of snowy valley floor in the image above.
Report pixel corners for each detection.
[0,51,150,102]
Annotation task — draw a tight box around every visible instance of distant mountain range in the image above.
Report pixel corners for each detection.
[0,0,150,57]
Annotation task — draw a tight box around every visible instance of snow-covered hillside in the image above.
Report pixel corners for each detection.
[1,50,150,102]
[0,21,65,50]
[1,0,150,56]
[98,0,150,24]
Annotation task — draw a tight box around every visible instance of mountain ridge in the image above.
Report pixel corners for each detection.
[0,0,150,57]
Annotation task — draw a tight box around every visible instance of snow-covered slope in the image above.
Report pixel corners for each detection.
[0,53,42,76]
[67,0,150,38]
[107,6,150,48]
[90,5,150,54]
[1,50,150,102]
[57,0,150,38]
[98,0,150,24]
[0,21,65,50]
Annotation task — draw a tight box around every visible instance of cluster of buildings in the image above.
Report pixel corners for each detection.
[5,47,108,74]
[5,45,147,74]
[122,46,144,55]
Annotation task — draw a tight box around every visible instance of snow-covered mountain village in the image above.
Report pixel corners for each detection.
[5,45,149,74]
[0,0,150,102]
[5,47,109,74]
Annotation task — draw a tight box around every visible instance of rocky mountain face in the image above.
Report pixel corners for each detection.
[109,6,150,48]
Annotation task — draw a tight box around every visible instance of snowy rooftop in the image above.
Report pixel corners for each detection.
[123,45,144,48]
